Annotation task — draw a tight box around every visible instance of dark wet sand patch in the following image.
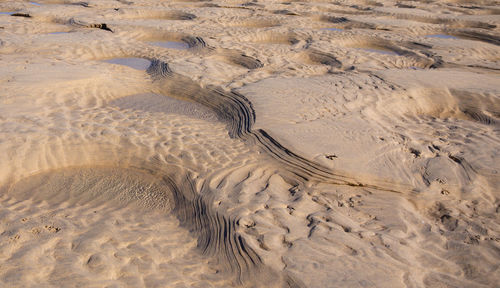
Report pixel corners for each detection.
[149,41,189,50]
[103,57,151,70]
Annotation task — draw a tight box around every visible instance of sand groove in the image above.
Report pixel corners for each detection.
[303,50,342,68]
[180,35,211,50]
[220,51,263,70]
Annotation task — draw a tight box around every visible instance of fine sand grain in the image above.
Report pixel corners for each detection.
[0,0,499,287]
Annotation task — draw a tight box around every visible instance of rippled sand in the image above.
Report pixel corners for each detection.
[0,0,499,287]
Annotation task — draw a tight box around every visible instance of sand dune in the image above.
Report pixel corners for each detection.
[0,0,499,287]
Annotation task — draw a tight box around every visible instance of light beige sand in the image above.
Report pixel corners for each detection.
[0,0,499,287]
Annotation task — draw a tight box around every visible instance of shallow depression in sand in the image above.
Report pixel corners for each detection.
[0,167,236,286]
[109,93,219,121]
[6,167,174,211]
[359,47,400,56]
[103,57,151,70]
[149,41,189,50]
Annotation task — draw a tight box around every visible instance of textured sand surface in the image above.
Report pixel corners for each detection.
[0,0,499,287]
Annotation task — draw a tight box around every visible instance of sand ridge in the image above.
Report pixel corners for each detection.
[0,0,499,287]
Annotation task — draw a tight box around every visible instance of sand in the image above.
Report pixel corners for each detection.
[0,0,499,287]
